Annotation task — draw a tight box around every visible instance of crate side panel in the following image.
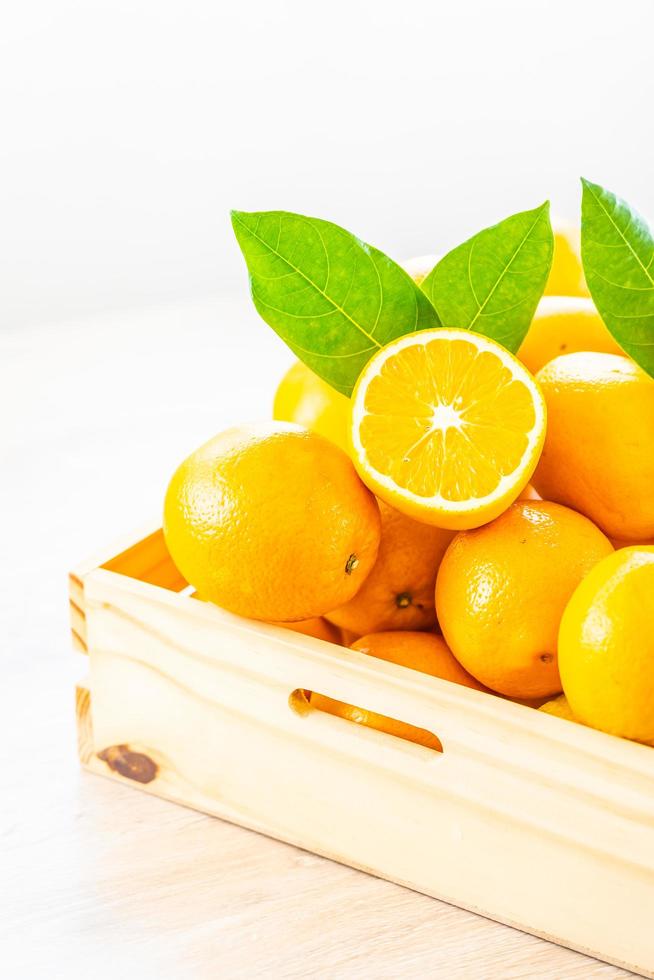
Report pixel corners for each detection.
[80,580,654,977]
[102,528,187,591]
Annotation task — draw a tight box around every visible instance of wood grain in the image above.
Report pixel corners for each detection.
[2,300,643,980]
[74,536,654,976]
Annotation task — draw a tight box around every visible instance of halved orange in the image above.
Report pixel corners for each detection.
[349,329,546,530]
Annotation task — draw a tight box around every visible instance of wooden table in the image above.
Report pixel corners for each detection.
[1,300,636,979]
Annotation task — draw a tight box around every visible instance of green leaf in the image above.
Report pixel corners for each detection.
[420,203,553,353]
[231,210,440,396]
[580,179,654,378]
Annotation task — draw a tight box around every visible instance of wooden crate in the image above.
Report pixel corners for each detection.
[70,527,654,977]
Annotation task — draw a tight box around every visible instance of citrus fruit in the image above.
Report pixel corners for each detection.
[401,254,441,285]
[518,483,541,501]
[309,631,485,750]
[164,423,381,622]
[539,695,577,722]
[559,547,654,745]
[325,500,455,635]
[517,296,621,374]
[309,690,442,750]
[533,352,654,541]
[350,630,486,690]
[195,596,344,644]
[435,501,613,699]
[544,220,589,297]
[510,694,550,709]
[339,628,360,646]
[611,536,654,550]
[275,617,342,644]
[349,329,546,530]
[273,360,350,452]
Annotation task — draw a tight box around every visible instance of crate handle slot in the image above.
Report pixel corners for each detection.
[289,689,443,753]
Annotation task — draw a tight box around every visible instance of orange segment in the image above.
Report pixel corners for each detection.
[350,329,546,529]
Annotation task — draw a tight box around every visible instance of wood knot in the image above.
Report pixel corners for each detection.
[97,744,158,783]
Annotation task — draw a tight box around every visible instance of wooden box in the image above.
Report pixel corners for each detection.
[70,527,654,977]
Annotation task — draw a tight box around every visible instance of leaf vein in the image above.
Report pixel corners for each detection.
[234,214,383,349]
[468,207,547,330]
[587,183,654,288]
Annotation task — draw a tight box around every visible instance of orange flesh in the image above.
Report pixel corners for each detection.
[360,338,537,502]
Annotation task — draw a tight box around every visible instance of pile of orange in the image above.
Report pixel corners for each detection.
[164,225,654,749]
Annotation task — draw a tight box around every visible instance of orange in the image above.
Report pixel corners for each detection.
[164,423,381,622]
[339,628,360,646]
[518,483,541,501]
[611,536,654,550]
[275,617,342,644]
[435,501,613,699]
[539,695,577,722]
[309,691,442,750]
[309,631,485,749]
[349,329,546,530]
[273,360,350,452]
[325,500,455,635]
[401,254,441,285]
[544,220,589,297]
[517,296,621,374]
[404,222,588,298]
[533,352,654,541]
[559,547,654,745]
[194,596,344,645]
[403,221,588,296]
[510,694,551,709]
[350,631,486,690]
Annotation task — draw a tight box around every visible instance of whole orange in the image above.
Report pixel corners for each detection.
[309,631,485,750]
[611,536,654,550]
[517,296,621,374]
[435,501,613,699]
[164,423,381,622]
[559,547,654,745]
[325,500,455,635]
[309,690,443,750]
[518,483,541,501]
[539,695,577,722]
[533,352,654,541]
[275,617,342,644]
[351,631,486,691]
[339,628,360,646]
[194,595,344,645]
[273,360,350,452]
[544,220,589,297]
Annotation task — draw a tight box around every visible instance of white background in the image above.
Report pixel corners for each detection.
[2,0,653,329]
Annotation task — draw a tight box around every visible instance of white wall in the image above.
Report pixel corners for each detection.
[2,0,653,328]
